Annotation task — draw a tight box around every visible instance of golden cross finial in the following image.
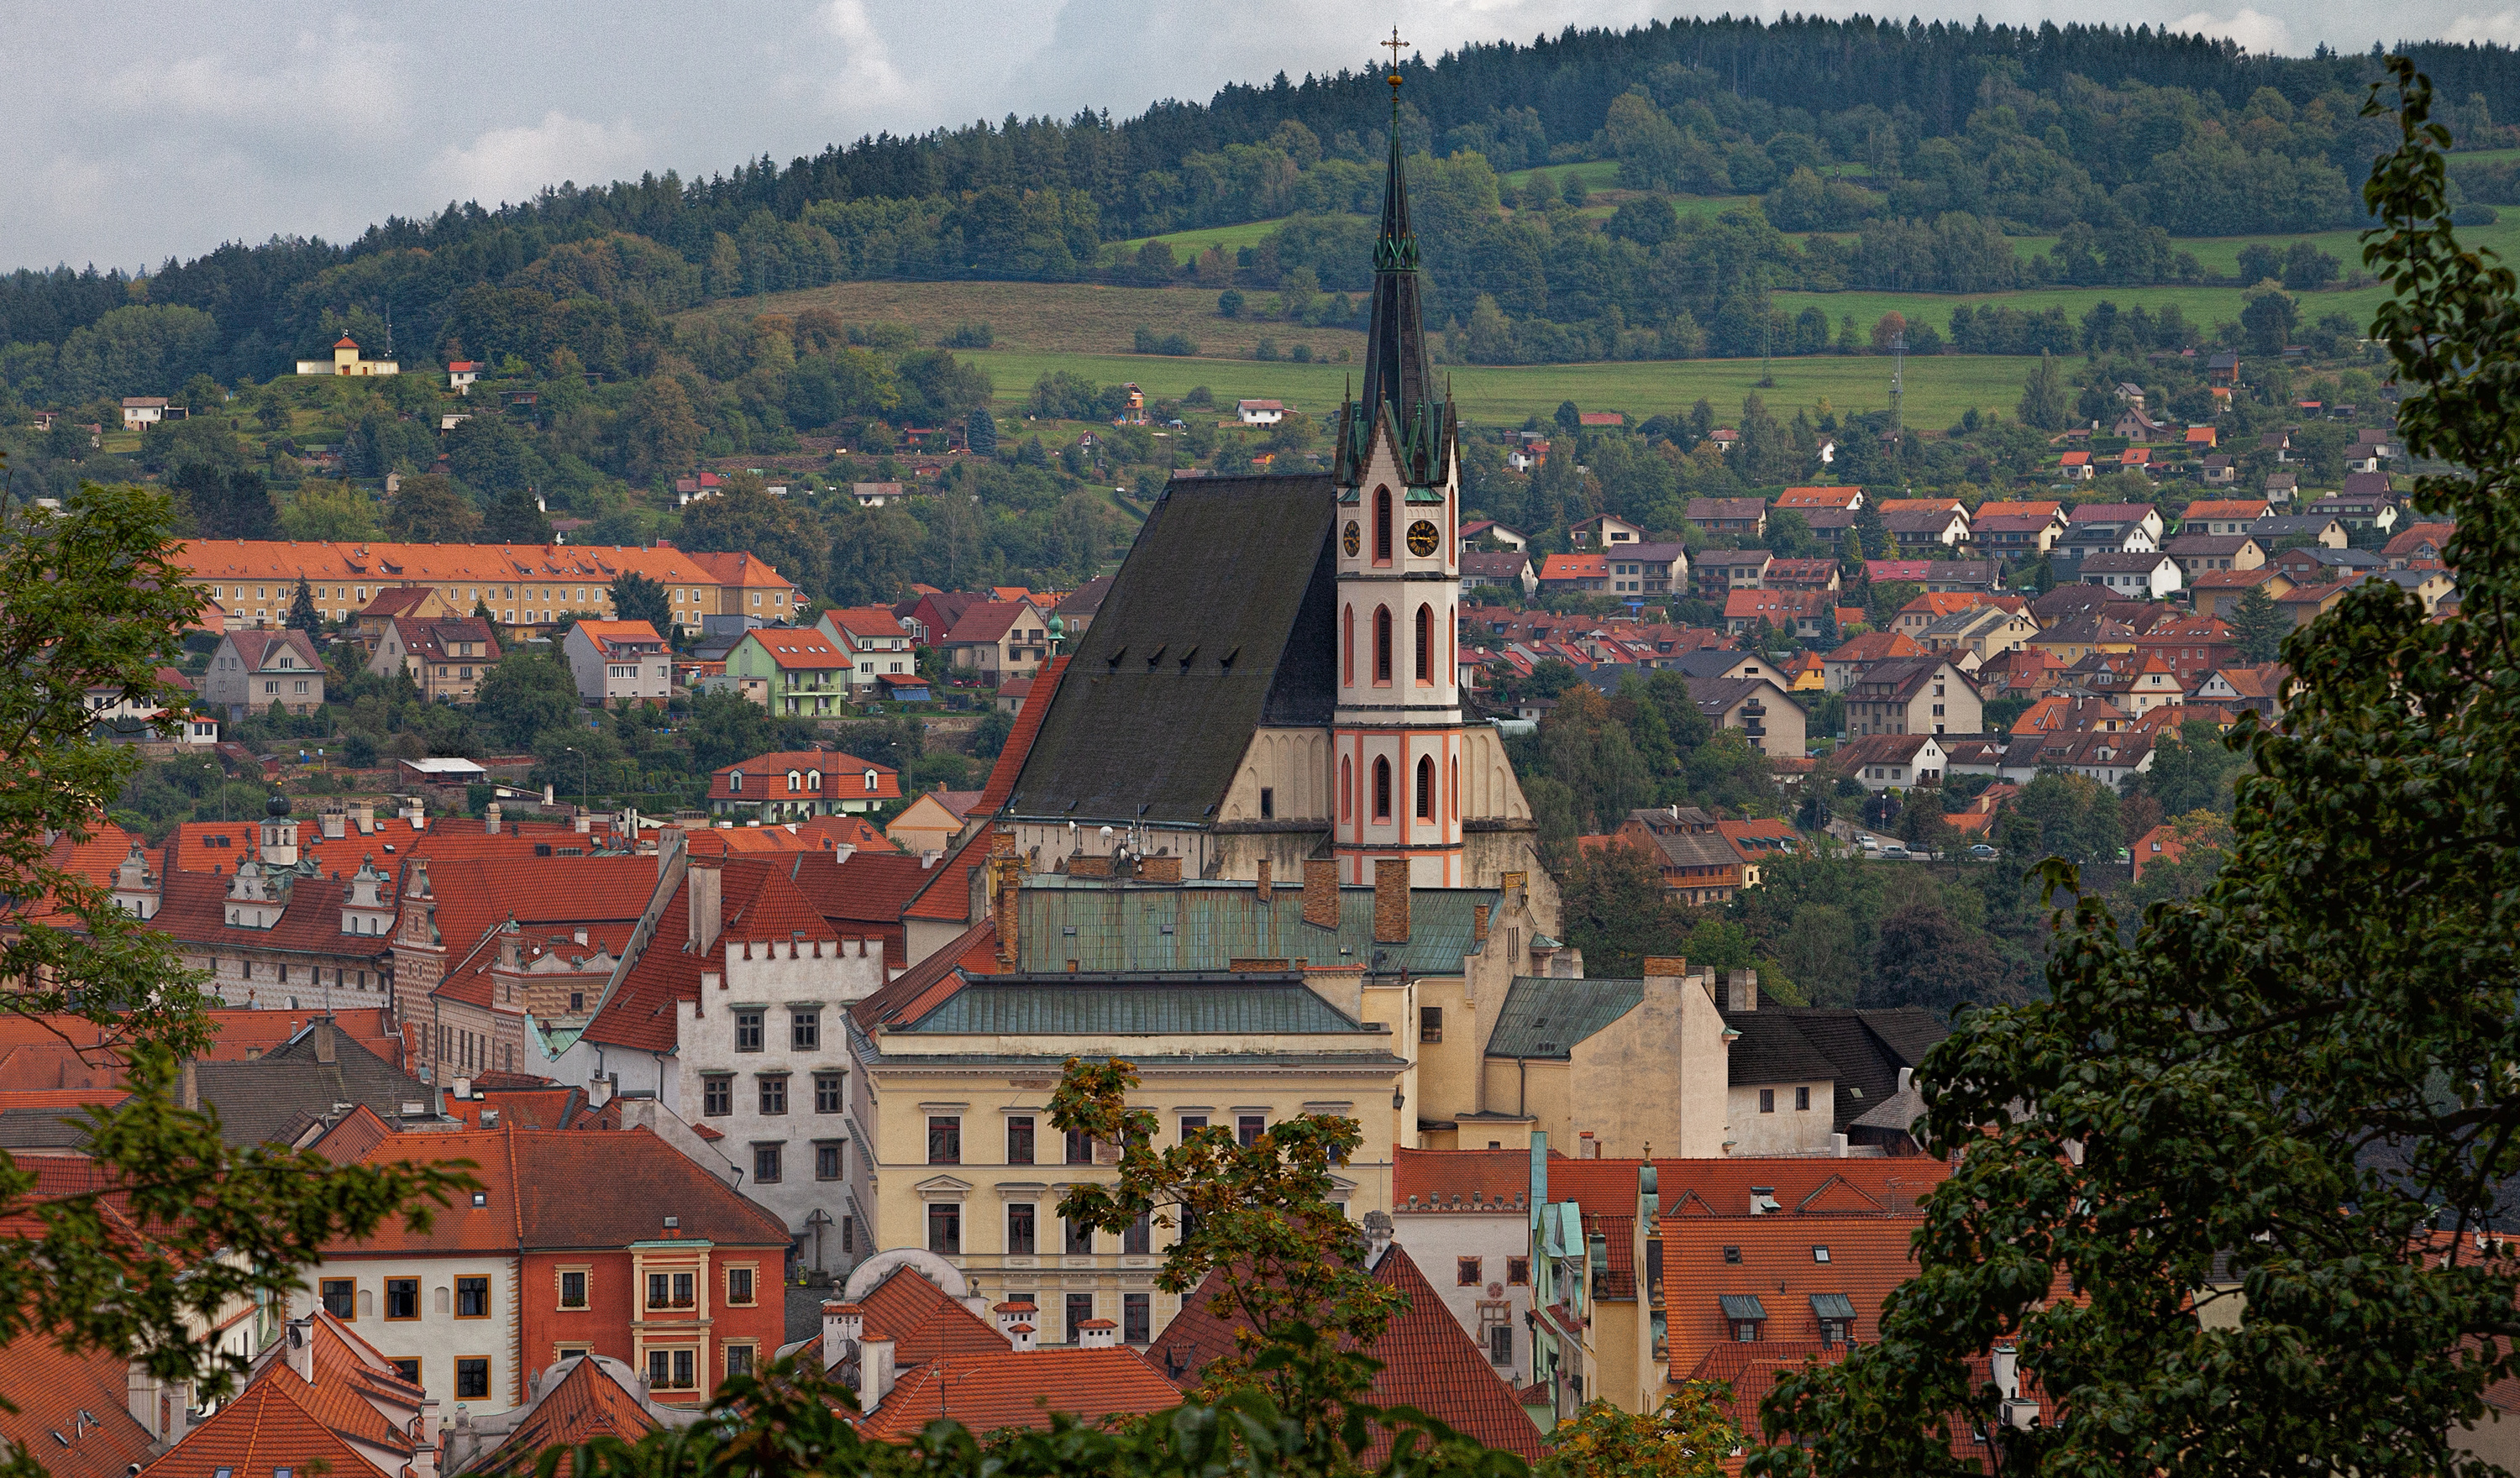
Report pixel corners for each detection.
[1383,27,1410,81]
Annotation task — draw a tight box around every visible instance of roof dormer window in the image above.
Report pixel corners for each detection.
[864,769,879,791]
[729,770,743,793]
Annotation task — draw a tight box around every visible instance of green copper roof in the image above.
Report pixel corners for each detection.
[895,978,1374,1036]
[1485,977,1647,1059]
[1014,880,1499,977]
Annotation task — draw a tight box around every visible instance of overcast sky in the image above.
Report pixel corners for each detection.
[7,0,2515,273]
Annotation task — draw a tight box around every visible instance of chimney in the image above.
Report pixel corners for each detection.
[1254,858,1271,898]
[821,1302,863,1373]
[1362,1208,1394,1269]
[1008,1321,1036,1352]
[1897,1066,1914,1095]
[1990,1345,2021,1401]
[312,1017,336,1065]
[994,1300,1037,1340]
[1372,858,1410,944]
[282,1318,314,1386]
[1075,1318,1118,1350]
[180,1058,199,1112]
[1302,859,1339,929]
[1473,904,1490,943]
[990,834,1022,967]
[588,1076,615,1108]
[485,803,501,836]
[688,863,723,955]
[574,812,593,834]
[1728,968,1759,1013]
[857,1334,895,1411]
[1642,956,1687,980]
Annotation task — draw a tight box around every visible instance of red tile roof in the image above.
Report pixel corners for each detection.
[738,629,853,670]
[975,654,1068,815]
[571,619,669,657]
[144,1313,425,1478]
[707,750,899,805]
[1662,1213,1924,1382]
[1394,1147,1533,1210]
[854,1348,1183,1441]
[0,1333,159,1478]
[942,600,1040,645]
[1541,1156,1950,1219]
[821,605,911,640]
[580,860,836,1054]
[1824,632,1923,663]
[468,1355,664,1475]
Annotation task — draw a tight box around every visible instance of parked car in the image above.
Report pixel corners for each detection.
[1880,844,1913,860]
[1968,843,2000,860]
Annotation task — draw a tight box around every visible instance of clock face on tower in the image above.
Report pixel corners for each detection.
[1407,520,1441,557]
[1342,521,1361,557]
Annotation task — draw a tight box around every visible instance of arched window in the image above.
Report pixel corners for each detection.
[1374,488,1393,564]
[1341,756,1353,820]
[787,770,802,793]
[807,770,822,791]
[1415,756,1434,819]
[729,770,743,793]
[1341,605,1354,686]
[1449,605,1457,676]
[1374,607,1393,684]
[864,769,879,792]
[1415,605,1433,683]
[1450,756,1460,821]
[1373,757,1393,820]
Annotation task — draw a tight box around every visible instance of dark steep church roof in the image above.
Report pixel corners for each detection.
[1000,474,1336,825]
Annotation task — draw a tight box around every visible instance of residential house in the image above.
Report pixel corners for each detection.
[888,789,984,855]
[140,1311,433,1478]
[1998,727,2156,787]
[2066,501,2166,544]
[1893,591,2019,640]
[711,628,853,717]
[1694,548,1774,597]
[2161,533,2265,583]
[2196,664,2290,720]
[813,606,916,694]
[1843,657,1977,736]
[2027,612,2136,667]
[353,584,464,653]
[1775,486,1865,514]
[2130,615,2239,686]
[368,616,501,704]
[2188,566,2294,621]
[2198,453,2235,486]
[1053,574,1114,637]
[301,1126,792,1413]
[1761,558,1842,593]
[1914,605,2039,669]
[1833,733,1949,790]
[2207,350,2241,385]
[1457,519,1530,551]
[2265,471,2301,504]
[2050,526,2149,581]
[2383,522,2457,569]
[201,628,325,721]
[1971,645,2066,705]
[440,1353,701,1475]
[1668,649,1786,687]
[708,751,902,822]
[1596,808,1735,904]
[1684,498,1768,537]
[1723,588,1831,640]
[2057,449,2094,480]
[121,395,176,427]
[2271,546,2384,584]
[1538,553,1610,593]
[1976,500,2066,524]
[1662,1211,1926,1431]
[1569,513,1648,548]
[2113,409,2167,441]
[295,334,401,377]
[1602,542,1689,599]
[1862,559,1935,586]
[2184,424,2218,451]
[1688,675,1806,756]
[2380,566,2459,614]
[1506,438,1550,472]
[2275,578,2368,628]
[1917,560,2004,595]
[563,620,674,705]
[2181,498,2271,534]
[1879,508,1969,548]
[2247,513,2348,549]
[1822,632,1924,692]
[1461,550,1538,595]
[2313,474,2401,533]
[1717,818,1801,887]
[2080,551,2184,600]
[1235,399,1285,425]
[1391,1150,1539,1386]
[940,599,1053,687]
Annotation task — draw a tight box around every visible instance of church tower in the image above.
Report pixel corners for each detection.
[1331,55,1465,888]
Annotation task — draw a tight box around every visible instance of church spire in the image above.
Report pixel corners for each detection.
[1343,34,1451,488]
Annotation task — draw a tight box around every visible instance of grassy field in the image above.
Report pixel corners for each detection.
[1110,215,1337,257]
[1776,280,2394,337]
[962,349,2043,428]
[1499,159,1623,191]
[676,280,1364,360]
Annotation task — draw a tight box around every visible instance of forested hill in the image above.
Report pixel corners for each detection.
[10,17,2520,398]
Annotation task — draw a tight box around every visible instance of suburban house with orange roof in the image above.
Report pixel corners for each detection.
[141,1311,432,1478]
[352,584,463,653]
[1537,551,1610,592]
[706,749,900,821]
[717,627,853,716]
[1775,485,1865,512]
[1822,630,1924,691]
[2057,448,2094,480]
[2181,497,2272,534]
[886,788,985,855]
[1723,588,1830,639]
[1716,817,1802,885]
[563,620,674,704]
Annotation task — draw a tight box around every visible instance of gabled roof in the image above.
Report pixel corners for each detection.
[821,605,911,640]
[2068,502,2158,523]
[191,1025,438,1148]
[1830,733,1939,768]
[462,1355,675,1475]
[1147,1245,1544,1460]
[580,860,837,1053]
[572,620,668,656]
[219,628,323,673]
[1825,631,1923,663]
[738,629,852,669]
[1488,977,1646,1059]
[942,600,1040,645]
[999,475,1335,825]
[708,749,900,803]
[0,1333,157,1478]
[854,1348,1182,1442]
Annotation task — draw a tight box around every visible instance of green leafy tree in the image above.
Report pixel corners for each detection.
[0,478,463,1455]
[2240,285,2300,354]
[483,485,553,544]
[2016,349,2070,430]
[1755,65,2520,1478]
[474,648,583,751]
[2230,582,2288,662]
[278,480,379,542]
[1559,841,1696,978]
[382,473,483,542]
[680,481,828,600]
[1542,1386,1742,1478]
[1861,902,2018,1010]
[685,688,775,772]
[2138,717,2250,816]
[964,403,997,457]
